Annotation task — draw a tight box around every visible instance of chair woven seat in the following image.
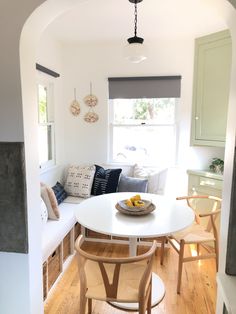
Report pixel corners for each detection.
[171,222,215,243]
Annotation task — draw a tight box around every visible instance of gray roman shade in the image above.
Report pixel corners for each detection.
[108,76,181,99]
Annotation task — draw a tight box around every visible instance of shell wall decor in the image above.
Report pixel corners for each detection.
[84,82,99,123]
[70,88,81,116]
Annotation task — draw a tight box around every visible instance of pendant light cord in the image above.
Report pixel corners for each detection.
[127,0,144,45]
[134,1,138,37]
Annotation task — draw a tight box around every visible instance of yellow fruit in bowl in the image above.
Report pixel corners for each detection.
[130,194,141,203]
[125,199,134,207]
[124,195,145,208]
[134,200,145,207]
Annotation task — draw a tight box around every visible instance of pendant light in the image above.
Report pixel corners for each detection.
[124,0,147,63]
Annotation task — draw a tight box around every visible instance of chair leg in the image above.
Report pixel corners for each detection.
[177,240,185,294]
[139,301,146,314]
[147,288,152,314]
[197,244,200,256]
[215,239,219,272]
[79,294,87,314]
[160,237,166,265]
[88,298,92,314]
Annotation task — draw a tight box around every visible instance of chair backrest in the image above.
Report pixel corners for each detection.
[75,235,156,300]
[176,195,222,235]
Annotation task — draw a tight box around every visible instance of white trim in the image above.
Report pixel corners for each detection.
[217,273,236,314]
[37,79,56,171]
[39,164,59,175]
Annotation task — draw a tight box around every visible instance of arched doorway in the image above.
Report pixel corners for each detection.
[0,1,235,313]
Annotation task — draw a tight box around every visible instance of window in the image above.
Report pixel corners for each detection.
[109,98,177,165]
[108,76,181,166]
[37,82,55,170]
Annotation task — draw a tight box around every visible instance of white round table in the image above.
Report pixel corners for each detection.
[75,192,194,310]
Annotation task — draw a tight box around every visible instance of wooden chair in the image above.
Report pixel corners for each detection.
[160,195,222,293]
[75,235,157,314]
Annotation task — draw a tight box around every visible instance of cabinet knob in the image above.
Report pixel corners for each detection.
[195,116,199,120]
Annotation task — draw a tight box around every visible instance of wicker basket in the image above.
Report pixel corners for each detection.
[63,232,71,262]
[48,247,61,290]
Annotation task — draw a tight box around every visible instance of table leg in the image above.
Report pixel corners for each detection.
[129,237,138,256]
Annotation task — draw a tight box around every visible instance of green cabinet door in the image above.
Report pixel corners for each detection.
[191,30,232,147]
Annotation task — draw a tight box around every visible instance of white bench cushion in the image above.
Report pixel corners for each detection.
[42,201,80,262]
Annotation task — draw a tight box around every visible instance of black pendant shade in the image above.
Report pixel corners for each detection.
[125,0,147,63]
[127,36,144,44]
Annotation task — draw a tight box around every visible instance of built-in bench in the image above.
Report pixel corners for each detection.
[41,164,168,300]
[42,200,83,300]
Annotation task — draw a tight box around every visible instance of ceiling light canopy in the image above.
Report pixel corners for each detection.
[124,0,147,64]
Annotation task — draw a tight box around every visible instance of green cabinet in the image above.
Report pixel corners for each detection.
[187,169,223,198]
[191,30,232,147]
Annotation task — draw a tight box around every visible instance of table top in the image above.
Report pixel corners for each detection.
[75,192,195,238]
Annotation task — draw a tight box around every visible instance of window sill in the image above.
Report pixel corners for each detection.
[40,164,59,175]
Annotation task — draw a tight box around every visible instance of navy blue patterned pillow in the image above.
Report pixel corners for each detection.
[91,165,122,195]
[52,182,68,205]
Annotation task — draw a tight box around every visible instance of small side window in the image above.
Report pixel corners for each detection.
[37,82,55,170]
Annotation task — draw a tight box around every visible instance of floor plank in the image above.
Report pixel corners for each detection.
[44,242,216,314]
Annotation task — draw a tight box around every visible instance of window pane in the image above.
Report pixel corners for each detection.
[113,98,175,124]
[112,125,175,165]
[38,84,48,123]
[38,125,52,165]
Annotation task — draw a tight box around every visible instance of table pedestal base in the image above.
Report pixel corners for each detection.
[109,273,165,311]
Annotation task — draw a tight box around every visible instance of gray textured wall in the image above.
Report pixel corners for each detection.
[0,142,28,253]
[226,147,236,275]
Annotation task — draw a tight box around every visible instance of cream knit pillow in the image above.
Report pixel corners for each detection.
[133,164,159,194]
[64,164,96,198]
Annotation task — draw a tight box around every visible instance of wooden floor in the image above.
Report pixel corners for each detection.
[44,241,216,314]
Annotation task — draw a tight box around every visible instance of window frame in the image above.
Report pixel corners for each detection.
[37,76,56,171]
[108,98,178,166]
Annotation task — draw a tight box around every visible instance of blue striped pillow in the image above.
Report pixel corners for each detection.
[91,165,122,195]
[52,182,68,205]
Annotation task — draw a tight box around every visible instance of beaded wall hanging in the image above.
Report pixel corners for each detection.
[84,82,99,123]
[70,88,81,116]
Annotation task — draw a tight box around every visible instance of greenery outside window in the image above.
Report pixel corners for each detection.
[38,82,55,170]
[109,98,177,166]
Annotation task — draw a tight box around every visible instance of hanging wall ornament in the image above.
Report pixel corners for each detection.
[70,88,81,116]
[84,94,98,107]
[84,82,99,123]
[84,111,99,123]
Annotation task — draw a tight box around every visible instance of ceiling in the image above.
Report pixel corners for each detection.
[46,0,227,43]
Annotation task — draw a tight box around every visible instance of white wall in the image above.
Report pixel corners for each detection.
[0,2,45,313]
[36,31,65,185]
[52,38,225,194]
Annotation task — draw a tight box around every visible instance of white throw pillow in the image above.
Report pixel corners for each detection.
[40,198,48,224]
[64,164,96,198]
[133,164,160,194]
